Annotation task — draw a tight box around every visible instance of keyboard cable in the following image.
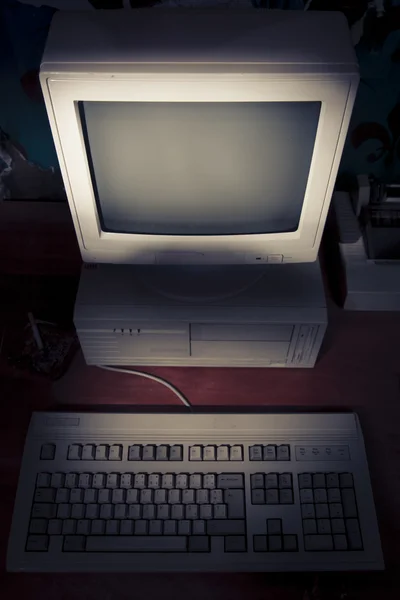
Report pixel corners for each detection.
[96,365,191,409]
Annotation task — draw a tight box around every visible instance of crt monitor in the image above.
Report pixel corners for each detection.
[40,9,359,266]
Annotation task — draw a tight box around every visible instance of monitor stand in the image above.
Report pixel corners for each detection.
[74,261,328,368]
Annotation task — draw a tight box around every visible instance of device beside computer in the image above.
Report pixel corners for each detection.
[39,9,359,368]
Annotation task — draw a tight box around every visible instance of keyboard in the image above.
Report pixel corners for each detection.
[7,411,384,572]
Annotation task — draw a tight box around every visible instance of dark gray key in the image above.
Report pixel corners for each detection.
[300,489,313,504]
[317,519,331,534]
[57,503,71,519]
[82,444,95,460]
[93,474,106,489]
[249,445,263,461]
[283,535,298,552]
[268,535,282,551]
[91,520,105,536]
[71,504,85,519]
[313,474,326,488]
[168,489,181,504]
[85,504,99,519]
[142,505,156,520]
[265,474,278,489]
[37,473,51,488]
[65,474,78,488]
[67,445,82,460]
[34,488,55,503]
[170,445,183,461]
[192,520,206,535]
[251,474,264,489]
[189,474,202,489]
[207,520,245,535]
[163,520,177,535]
[106,473,120,489]
[346,519,363,550]
[299,474,312,488]
[213,504,227,519]
[70,488,83,503]
[171,505,184,520]
[230,446,243,461]
[51,473,65,488]
[328,488,341,503]
[114,504,128,519]
[331,518,346,534]
[128,505,142,519]
[95,445,109,461]
[156,445,169,461]
[182,489,195,504]
[134,474,147,489]
[277,445,290,461]
[178,520,191,535]
[155,489,167,504]
[253,535,268,552]
[314,489,328,503]
[210,490,223,504]
[161,474,175,489]
[329,503,343,518]
[126,489,139,504]
[188,536,210,552]
[142,445,156,461]
[225,536,246,552]
[128,445,142,461]
[266,489,279,504]
[340,473,354,488]
[120,520,134,535]
[87,536,187,552]
[186,505,199,520]
[62,519,76,535]
[301,504,315,519]
[140,489,153,504]
[279,474,292,489]
[84,489,97,504]
[78,473,92,489]
[279,489,293,504]
[304,535,333,551]
[100,504,113,519]
[76,519,90,535]
[157,504,170,520]
[203,474,216,489]
[106,520,119,535]
[29,519,48,534]
[224,489,245,517]
[263,445,276,461]
[196,489,209,504]
[120,474,133,489]
[216,445,229,461]
[341,489,358,517]
[134,520,148,535]
[149,520,163,535]
[176,474,188,489]
[267,519,282,535]
[26,535,49,552]
[200,505,213,520]
[326,473,339,488]
[112,489,125,504]
[217,474,244,489]
[55,488,70,503]
[315,504,330,519]
[303,519,317,534]
[40,444,56,461]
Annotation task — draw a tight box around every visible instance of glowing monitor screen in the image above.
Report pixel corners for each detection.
[80,101,321,236]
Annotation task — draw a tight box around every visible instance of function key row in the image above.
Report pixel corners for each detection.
[67,444,184,461]
[189,445,243,461]
[249,445,290,461]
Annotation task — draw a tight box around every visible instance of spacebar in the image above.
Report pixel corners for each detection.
[86,536,187,552]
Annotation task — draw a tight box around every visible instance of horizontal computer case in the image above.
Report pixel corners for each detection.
[74,262,327,368]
